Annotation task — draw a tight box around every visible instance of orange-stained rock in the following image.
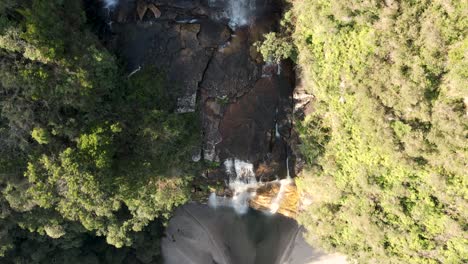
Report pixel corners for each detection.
[250,181,299,218]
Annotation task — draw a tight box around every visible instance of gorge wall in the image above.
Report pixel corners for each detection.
[108,0,300,179]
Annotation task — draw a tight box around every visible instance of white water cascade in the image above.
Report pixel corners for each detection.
[208,0,256,28]
[275,123,280,139]
[227,0,256,28]
[208,159,260,214]
[103,0,119,8]
[269,177,292,213]
[208,157,296,215]
[269,157,292,213]
[275,108,280,139]
[102,0,119,29]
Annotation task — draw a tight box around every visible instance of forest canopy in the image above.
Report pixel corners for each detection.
[0,0,467,263]
[0,0,199,262]
[291,0,467,263]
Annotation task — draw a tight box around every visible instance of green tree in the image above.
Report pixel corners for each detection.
[0,0,199,258]
[256,32,296,63]
[31,127,49,145]
[291,0,468,263]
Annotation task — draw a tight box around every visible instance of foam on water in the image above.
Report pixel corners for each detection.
[209,157,295,215]
[209,159,259,214]
[208,192,218,208]
[209,0,256,28]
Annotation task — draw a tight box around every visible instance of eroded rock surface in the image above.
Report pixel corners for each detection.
[218,77,280,161]
[110,0,293,181]
[250,181,299,218]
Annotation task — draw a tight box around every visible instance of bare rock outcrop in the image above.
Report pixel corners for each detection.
[136,0,161,20]
[250,181,299,218]
[111,0,295,179]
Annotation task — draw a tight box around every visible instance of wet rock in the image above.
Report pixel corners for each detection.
[205,99,222,116]
[218,77,280,162]
[202,98,223,161]
[154,0,201,10]
[111,0,298,180]
[262,62,279,77]
[200,29,260,98]
[114,17,213,113]
[115,1,133,23]
[250,181,299,218]
[197,20,231,48]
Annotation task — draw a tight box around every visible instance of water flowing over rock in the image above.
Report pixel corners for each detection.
[250,179,298,218]
[108,0,297,216]
[103,0,119,8]
[208,158,299,217]
[108,0,287,164]
[90,1,352,263]
[208,159,259,214]
[208,0,257,28]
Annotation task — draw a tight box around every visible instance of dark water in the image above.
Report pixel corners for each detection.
[162,204,320,264]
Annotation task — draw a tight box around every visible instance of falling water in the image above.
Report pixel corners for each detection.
[175,19,200,24]
[103,0,119,8]
[208,0,256,28]
[227,0,255,28]
[227,159,258,214]
[208,192,218,208]
[208,157,296,215]
[208,159,260,214]
[102,0,119,31]
[275,123,280,139]
[275,108,281,139]
[127,66,141,78]
[269,178,292,213]
[269,156,292,213]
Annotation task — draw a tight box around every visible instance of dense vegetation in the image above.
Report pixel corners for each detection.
[0,0,199,262]
[1,0,466,263]
[286,0,467,263]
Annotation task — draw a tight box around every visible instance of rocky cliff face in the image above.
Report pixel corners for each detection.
[108,0,296,184]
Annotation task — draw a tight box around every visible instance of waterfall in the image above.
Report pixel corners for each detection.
[102,0,118,30]
[227,0,254,28]
[275,123,280,139]
[103,0,119,8]
[127,66,141,78]
[208,159,259,214]
[208,157,294,215]
[208,192,218,208]
[275,108,280,139]
[208,0,256,28]
[269,156,292,213]
[227,159,258,214]
[269,178,291,213]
